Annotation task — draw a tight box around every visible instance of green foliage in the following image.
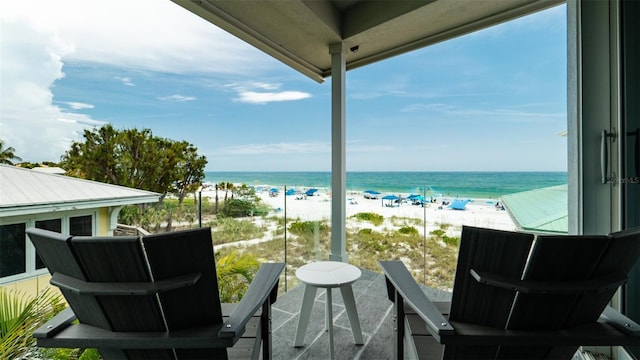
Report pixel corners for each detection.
[60,124,206,200]
[442,235,460,246]
[0,140,22,165]
[252,203,271,216]
[288,221,329,235]
[429,229,445,237]
[78,348,102,360]
[210,217,265,245]
[351,212,384,226]
[0,288,64,359]
[390,216,422,227]
[219,199,255,217]
[216,252,260,302]
[398,226,419,235]
[430,227,460,246]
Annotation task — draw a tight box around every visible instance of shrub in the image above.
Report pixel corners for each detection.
[352,212,384,226]
[210,218,264,244]
[398,226,419,235]
[288,221,328,235]
[219,198,255,217]
[216,252,260,302]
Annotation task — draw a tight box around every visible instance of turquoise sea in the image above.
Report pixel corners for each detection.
[204,171,567,200]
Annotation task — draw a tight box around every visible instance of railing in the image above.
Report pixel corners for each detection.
[206,185,517,294]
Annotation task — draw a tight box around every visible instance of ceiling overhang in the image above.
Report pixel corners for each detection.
[172,0,564,82]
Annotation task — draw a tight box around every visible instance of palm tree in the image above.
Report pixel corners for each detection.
[0,288,63,358]
[0,140,22,165]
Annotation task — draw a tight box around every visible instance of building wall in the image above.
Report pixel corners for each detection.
[0,207,110,297]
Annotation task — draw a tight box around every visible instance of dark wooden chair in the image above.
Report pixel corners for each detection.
[379,225,640,360]
[27,227,284,360]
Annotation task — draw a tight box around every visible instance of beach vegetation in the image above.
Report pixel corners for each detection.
[288,221,329,235]
[218,184,270,218]
[398,226,419,235]
[351,212,384,226]
[390,216,422,227]
[219,198,256,217]
[212,217,460,291]
[0,140,23,165]
[210,217,265,244]
[430,227,460,247]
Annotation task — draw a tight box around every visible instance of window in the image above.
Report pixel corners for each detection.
[35,219,62,270]
[1,214,94,282]
[70,215,92,236]
[0,223,26,277]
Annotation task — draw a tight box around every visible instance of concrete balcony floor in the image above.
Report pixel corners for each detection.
[270,269,451,360]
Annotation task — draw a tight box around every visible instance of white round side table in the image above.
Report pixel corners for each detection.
[294,261,364,360]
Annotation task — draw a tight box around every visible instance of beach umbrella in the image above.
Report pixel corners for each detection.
[285,188,296,196]
[305,188,318,196]
[363,190,381,199]
[382,194,400,207]
[448,199,470,210]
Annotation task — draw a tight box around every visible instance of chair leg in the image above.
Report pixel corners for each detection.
[340,284,364,345]
[295,285,318,347]
[393,290,405,360]
[327,288,335,360]
[261,300,272,360]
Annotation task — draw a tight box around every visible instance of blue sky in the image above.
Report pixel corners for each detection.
[1,1,567,172]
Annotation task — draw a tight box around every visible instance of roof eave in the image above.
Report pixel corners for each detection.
[172,0,327,83]
[0,195,160,219]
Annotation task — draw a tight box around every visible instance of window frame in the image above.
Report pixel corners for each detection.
[0,211,96,285]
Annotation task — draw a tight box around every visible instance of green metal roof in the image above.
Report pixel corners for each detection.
[501,184,567,234]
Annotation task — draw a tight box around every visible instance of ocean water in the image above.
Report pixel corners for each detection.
[204,171,567,200]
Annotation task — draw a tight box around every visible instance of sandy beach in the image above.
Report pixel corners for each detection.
[202,186,517,235]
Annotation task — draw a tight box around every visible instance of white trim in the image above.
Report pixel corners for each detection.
[0,211,96,284]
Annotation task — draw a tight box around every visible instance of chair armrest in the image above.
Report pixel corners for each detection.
[601,306,640,336]
[51,272,201,295]
[379,261,454,339]
[470,269,627,295]
[219,262,285,339]
[33,307,77,339]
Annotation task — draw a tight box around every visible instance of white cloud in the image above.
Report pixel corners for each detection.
[0,0,276,75]
[401,103,564,122]
[0,0,280,162]
[65,102,95,110]
[220,142,329,155]
[0,19,105,162]
[235,91,312,104]
[116,76,135,87]
[158,95,197,102]
[227,82,312,104]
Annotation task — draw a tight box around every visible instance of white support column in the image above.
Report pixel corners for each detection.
[108,206,124,235]
[329,43,347,262]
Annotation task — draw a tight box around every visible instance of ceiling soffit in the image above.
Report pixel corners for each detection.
[173,0,563,82]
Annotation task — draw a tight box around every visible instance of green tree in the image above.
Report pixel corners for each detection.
[172,142,207,205]
[0,140,23,165]
[219,184,262,217]
[60,125,207,200]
